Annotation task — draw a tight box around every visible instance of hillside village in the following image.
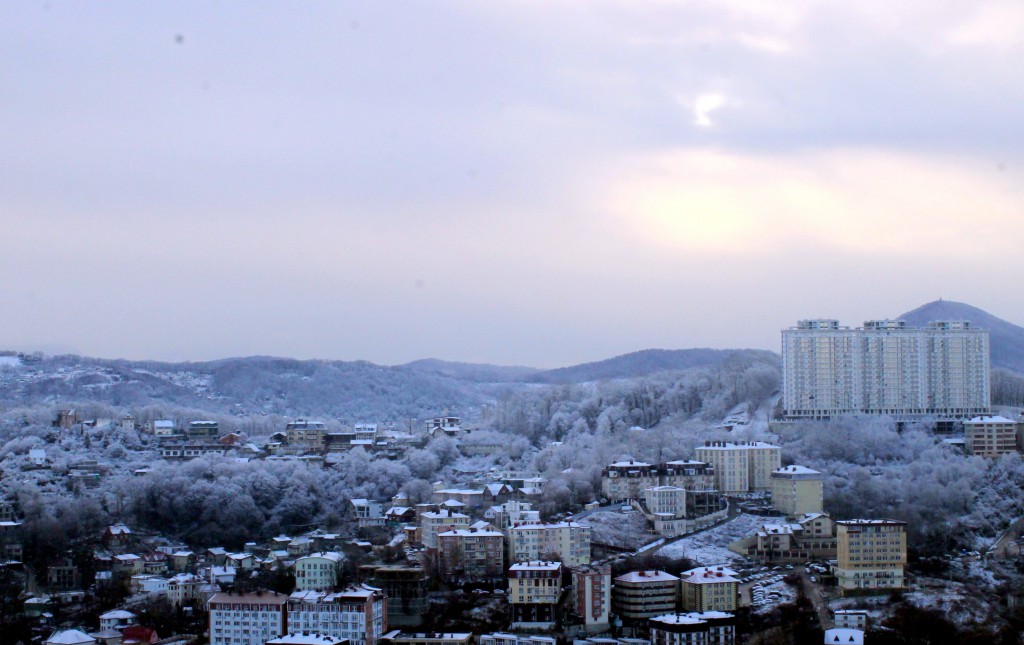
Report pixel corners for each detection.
[4,303,1024,644]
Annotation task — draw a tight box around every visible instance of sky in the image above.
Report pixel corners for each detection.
[2,1,1023,368]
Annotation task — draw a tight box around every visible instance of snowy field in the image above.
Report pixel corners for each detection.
[655,513,762,565]
[0,356,22,368]
[583,508,659,550]
[830,576,996,626]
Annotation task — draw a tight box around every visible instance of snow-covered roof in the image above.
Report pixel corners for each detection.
[509,521,590,531]
[681,569,740,585]
[966,415,1014,424]
[267,634,347,645]
[824,628,864,644]
[772,465,821,476]
[616,570,678,583]
[100,610,136,620]
[438,529,504,538]
[650,614,705,626]
[46,629,96,645]
[608,461,652,468]
[696,441,779,451]
[680,565,739,578]
[297,552,344,563]
[422,510,470,520]
[114,554,140,562]
[510,561,562,571]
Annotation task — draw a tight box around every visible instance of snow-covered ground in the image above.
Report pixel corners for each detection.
[583,508,659,551]
[655,513,762,565]
[829,576,996,627]
[0,356,22,368]
[747,571,798,614]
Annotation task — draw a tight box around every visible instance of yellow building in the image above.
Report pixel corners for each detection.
[679,566,739,612]
[835,520,907,593]
[770,465,823,515]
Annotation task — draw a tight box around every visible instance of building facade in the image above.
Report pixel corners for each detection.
[601,461,715,503]
[437,529,505,583]
[782,319,990,419]
[508,522,591,567]
[572,564,612,633]
[208,591,289,645]
[679,567,739,613]
[964,415,1018,457]
[834,520,907,593]
[648,612,736,645]
[287,586,388,645]
[508,562,562,629]
[295,552,344,592]
[769,465,823,516]
[613,570,679,623]
[694,443,781,494]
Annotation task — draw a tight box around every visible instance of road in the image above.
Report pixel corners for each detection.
[796,565,833,630]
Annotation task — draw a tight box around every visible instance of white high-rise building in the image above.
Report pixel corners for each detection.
[782,319,990,419]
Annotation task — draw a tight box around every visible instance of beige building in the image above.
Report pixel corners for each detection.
[770,465,823,515]
[694,442,781,493]
[419,509,471,551]
[508,561,561,629]
[964,415,1018,457]
[835,520,907,593]
[648,612,736,645]
[286,419,327,451]
[508,521,591,567]
[679,566,739,612]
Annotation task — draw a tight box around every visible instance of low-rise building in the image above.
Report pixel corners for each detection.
[833,610,868,630]
[509,561,562,629]
[295,552,345,591]
[613,571,679,623]
[479,634,556,645]
[99,610,137,631]
[679,566,739,613]
[835,520,907,593]
[267,635,349,645]
[823,629,863,645]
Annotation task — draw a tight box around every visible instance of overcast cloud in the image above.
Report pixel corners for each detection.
[2,1,1022,367]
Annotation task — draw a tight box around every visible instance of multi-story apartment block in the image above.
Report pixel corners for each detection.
[187,420,219,439]
[267,635,347,645]
[295,552,344,591]
[964,415,1019,457]
[360,564,430,627]
[694,442,781,494]
[679,566,739,613]
[485,501,540,531]
[613,570,679,623]
[420,510,471,551]
[507,521,591,567]
[572,564,612,633]
[208,591,289,645]
[166,573,206,607]
[649,612,736,645]
[782,319,990,419]
[287,419,327,451]
[601,461,715,502]
[644,486,687,518]
[834,520,907,593]
[769,465,823,516]
[288,585,388,645]
[508,561,562,629]
[437,528,505,583]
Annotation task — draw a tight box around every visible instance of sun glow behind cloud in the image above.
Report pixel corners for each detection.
[606,147,1024,258]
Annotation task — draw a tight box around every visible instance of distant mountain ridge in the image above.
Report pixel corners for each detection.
[521,348,780,384]
[898,299,1024,374]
